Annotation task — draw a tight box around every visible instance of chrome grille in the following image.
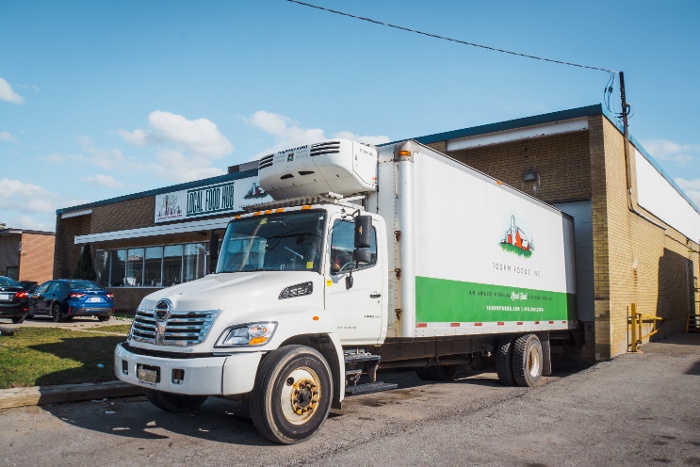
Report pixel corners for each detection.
[130,309,219,346]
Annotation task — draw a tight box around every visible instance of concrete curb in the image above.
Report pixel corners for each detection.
[0,381,144,410]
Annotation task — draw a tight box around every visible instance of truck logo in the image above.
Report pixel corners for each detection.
[501,215,533,257]
[154,299,172,322]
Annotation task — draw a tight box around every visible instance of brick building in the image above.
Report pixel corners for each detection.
[0,227,55,286]
[54,104,699,362]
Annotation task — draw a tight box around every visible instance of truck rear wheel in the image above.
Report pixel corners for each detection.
[512,334,543,387]
[143,388,208,412]
[250,345,332,445]
[495,336,516,386]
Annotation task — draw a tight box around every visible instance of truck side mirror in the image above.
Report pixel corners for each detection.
[354,215,372,249]
[209,231,219,273]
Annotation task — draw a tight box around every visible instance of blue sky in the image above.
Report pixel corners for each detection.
[2,1,699,232]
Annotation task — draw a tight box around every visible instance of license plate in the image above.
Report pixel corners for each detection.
[87,297,102,303]
[0,293,11,302]
[137,366,159,385]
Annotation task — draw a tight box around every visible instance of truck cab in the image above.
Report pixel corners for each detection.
[116,140,388,444]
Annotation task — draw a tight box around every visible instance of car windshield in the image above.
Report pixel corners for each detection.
[66,281,101,290]
[0,277,19,287]
[217,210,326,273]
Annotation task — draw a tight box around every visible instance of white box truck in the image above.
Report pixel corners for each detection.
[115,139,577,444]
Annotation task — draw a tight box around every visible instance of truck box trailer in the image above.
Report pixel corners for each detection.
[115,139,577,444]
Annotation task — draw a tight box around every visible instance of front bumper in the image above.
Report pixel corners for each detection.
[114,343,262,396]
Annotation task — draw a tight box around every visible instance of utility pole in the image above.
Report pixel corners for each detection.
[620,71,633,208]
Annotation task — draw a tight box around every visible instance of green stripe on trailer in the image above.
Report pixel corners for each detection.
[415,276,576,323]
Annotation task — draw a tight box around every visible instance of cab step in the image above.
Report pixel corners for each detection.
[345,382,398,396]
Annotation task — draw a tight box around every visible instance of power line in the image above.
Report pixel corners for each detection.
[287,0,616,74]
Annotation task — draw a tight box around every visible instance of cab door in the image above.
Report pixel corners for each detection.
[324,216,386,345]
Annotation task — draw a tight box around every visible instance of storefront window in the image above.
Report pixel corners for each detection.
[126,248,144,287]
[109,250,126,287]
[96,242,206,288]
[163,245,183,286]
[96,251,109,287]
[184,243,206,282]
[144,246,163,287]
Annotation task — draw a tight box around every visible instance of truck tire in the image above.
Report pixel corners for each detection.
[512,333,543,387]
[250,345,332,444]
[495,336,516,386]
[143,388,208,412]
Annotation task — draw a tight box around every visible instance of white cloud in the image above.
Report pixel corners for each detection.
[641,138,699,166]
[148,149,225,183]
[247,110,390,158]
[675,178,700,207]
[0,178,59,214]
[82,174,124,188]
[77,137,131,171]
[0,131,19,143]
[6,214,54,232]
[120,111,233,158]
[0,78,24,104]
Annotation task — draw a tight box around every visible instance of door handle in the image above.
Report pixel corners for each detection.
[370,293,381,299]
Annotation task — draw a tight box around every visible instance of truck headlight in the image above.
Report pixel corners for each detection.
[215,322,278,347]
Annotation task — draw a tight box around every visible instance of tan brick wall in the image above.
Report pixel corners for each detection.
[440,131,592,204]
[18,233,55,283]
[600,117,699,357]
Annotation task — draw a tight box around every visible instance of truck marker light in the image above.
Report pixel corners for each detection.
[474,323,483,326]
[313,316,319,321]
[398,150,411,157]
[497,180,503,185]
[549,321,554,324]
[517,322,523,325]
[417,323,427,328]
[275,208,284,213]
[264,210,273,215]
[450,323,460,327]
[326,280,332,287]
[235,215,241,219]
[534,321,540,324]
[253,211,261,216]
[497,322,504,326]
[301,205,312,210]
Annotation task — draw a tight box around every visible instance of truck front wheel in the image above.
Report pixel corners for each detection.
[143,388,208,412]
[250,345,332,444]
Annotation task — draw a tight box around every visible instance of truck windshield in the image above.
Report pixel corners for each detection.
[216,210,326,273]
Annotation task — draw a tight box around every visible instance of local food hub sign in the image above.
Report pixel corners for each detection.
[154,176,270,223]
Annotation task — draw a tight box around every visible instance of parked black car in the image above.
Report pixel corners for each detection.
[28,279,114,322]
[0,276,29,324]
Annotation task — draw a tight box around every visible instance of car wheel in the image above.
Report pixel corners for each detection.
[97,315,111,322]
[51,303,64,322]
[11,314,27,324]
[144,389,208,413]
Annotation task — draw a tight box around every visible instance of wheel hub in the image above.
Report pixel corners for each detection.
[290,378,318,415]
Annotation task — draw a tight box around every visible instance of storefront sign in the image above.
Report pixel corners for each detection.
[154,176,271,223]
